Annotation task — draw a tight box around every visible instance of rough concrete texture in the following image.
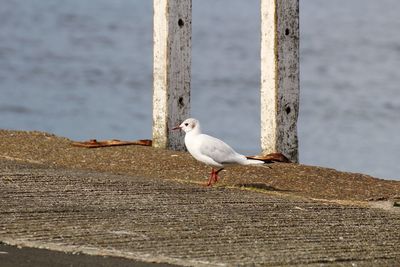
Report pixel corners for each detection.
[0,130,399,202]
[0,130,400,266]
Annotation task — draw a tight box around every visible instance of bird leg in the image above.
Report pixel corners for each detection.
[206,168,216,186]
[206,168,225,186]
[213,168,224,183]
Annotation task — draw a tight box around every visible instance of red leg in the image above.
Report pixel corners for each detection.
[206,168,215,186]
[213,171,219,183]
[213,168,224,183]
[205,168,224,186]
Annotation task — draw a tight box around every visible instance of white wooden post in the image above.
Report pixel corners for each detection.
[260,0,299,162]
[152,0,191,150]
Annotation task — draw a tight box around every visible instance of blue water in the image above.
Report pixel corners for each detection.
[0,0,399,180]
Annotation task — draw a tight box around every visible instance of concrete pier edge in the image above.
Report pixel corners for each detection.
[1,130,400,266]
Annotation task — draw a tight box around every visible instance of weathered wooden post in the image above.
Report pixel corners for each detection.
[152,0,192,150]
[260,0,299,162]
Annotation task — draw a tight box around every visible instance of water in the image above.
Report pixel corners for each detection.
[0,0,399,180]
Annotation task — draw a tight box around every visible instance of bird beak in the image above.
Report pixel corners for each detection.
[172,125,181,130]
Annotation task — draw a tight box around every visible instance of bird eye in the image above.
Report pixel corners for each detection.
[184,123,189,126]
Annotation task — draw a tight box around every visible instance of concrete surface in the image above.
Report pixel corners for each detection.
[0,130,400,266]
[0,130,399,202]
[1,159,400,266]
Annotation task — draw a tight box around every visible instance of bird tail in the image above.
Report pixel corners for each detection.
[243,159,264,165]
[246,153,291,163]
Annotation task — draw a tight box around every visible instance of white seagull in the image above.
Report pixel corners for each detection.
[173,118,264,186]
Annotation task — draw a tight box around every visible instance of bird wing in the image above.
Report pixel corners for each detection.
[197,134,245,165]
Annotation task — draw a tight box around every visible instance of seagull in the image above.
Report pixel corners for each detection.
[172,118,264,186]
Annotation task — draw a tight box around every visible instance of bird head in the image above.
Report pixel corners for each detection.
[172,118,199,133]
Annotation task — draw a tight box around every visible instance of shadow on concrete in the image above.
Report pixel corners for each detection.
[0,243,177,267]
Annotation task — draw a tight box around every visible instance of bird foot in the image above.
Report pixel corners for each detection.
[205,168,224,187]
[205,168,217,187]
[205,178,220,187]
[205,178,215,187]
